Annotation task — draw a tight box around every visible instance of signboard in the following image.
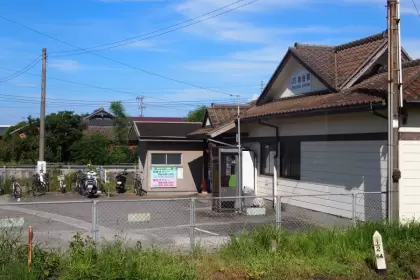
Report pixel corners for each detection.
[150,166,177,188]
[290,70,312,94]
[373,230,387,271]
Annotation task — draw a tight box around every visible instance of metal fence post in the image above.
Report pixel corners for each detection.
[276,195,282,230]
[92,200,98,242]
[189,197,196,251]
[352,193,357,225]
[2,166,6,186]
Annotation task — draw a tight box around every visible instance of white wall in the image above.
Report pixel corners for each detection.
[279,141,387,220]
[242,142,274,198]
[263,56,328,102]
[399,140,420,223]
[242,112,388,220]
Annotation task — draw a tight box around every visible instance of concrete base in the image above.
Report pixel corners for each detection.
[245,207,266,216]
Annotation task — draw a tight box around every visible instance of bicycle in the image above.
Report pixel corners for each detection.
[133,172,147,196]
[10,173,22,200]
[31,173,46,197]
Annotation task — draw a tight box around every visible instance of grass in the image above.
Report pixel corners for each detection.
[1,222,420,279]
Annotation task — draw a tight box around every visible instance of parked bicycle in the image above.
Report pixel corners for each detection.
[10,173,22,199]
[32,171,47,197]
[133,171,147,196]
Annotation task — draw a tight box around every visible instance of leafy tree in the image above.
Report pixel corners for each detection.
[69,133,111,165]
[45,111,85,162]
[109,101,129,144]
[185,105,206,122]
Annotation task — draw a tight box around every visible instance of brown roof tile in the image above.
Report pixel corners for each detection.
[207,104,251,127]
[242,92,383,120]
[291,45,336,88]
[289,32,388,91]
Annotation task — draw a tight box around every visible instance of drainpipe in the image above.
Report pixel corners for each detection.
[258,121,279,207]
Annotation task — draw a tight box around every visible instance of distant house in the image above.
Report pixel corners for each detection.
[128,117,203,194]
[82,107,118,140]
[0,125,11,142]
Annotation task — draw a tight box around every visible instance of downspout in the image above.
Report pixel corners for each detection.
[258,121,279,207]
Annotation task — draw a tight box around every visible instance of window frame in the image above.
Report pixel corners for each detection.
[150,153,182,166]
[260,141,277,176]
[279,141,301,180]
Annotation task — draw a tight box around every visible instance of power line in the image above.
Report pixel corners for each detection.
[0,1,258,97]
[0,66,249,103]
[412,0,420,17]
[50,0,247,55]
[0,56,41,83]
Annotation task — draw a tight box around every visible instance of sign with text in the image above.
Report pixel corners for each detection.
[150,166,177,188]
[290,70,312,94]
[373,230,387,271]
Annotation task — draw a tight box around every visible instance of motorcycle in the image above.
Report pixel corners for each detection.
[83,170,98,197]
[115,169,128,193]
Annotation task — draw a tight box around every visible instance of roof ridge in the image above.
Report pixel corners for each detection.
[378,58,420,74]
[293,43,334,49]
[334,31,387,52]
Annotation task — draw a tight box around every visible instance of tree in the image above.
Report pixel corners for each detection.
[69,133,111,165]
[185,105,206,122]
[45,111,84,162]
[109,101,129,144]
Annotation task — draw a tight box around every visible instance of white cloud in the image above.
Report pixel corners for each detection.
[49,59,84,72]
[174,0,375,44]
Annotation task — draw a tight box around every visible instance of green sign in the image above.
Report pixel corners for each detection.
[150,166,177,188]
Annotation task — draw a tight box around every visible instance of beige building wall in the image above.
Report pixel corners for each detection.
[140,141,203,193]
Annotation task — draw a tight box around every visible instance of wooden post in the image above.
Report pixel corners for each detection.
[28,226,33,272]
[373,231,386,273]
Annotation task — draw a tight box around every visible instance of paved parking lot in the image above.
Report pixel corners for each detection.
[0,193,279,250]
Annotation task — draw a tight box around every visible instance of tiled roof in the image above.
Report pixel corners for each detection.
[188,104,251,136]
[242,59,420,120]
[207,104,251,127]
[291,31,387,91]
[242,92,383,120]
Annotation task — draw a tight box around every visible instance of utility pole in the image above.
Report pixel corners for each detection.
[137,96,146,117]
[260,81,264,93]
[236,94,242,213]
[39,48,47,162]
[387,0,402,222]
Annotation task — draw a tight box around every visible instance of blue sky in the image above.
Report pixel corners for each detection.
[0,0,419,124]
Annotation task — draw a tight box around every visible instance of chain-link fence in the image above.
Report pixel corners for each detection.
[0,192,388,251]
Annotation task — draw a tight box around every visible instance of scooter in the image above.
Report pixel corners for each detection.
[115,169,128,193]
[84,170,98,197]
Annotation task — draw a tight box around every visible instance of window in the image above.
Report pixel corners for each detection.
[261,142,277,175]
[280,141,301,180]
[151,153,182,165]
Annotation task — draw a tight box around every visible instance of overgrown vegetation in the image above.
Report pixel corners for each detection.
[1,222,420,279]
[0,103,137,165]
